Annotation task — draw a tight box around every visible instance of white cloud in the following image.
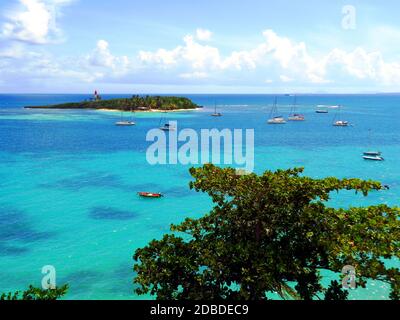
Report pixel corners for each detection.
[325,47,400,85]
[179,71,208,79]
[86,40,130,77]
[1,0,74,44]
[88,40,116,68]
[136,29,327,84]
[196,28,212,41]
[2,27,400,92]
[139,34,221,70]
[135,29,400,88]
[0,48,97,88]
[139,47,181,67]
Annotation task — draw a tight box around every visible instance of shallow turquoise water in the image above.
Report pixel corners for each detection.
[0,94,399,299]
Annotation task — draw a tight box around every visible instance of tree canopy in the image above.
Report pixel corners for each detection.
[0,285,68,301]
[25,95,199,111]
[133,164,400,300]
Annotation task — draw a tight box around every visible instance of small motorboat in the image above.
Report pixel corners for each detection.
[316,106,329,113]
[363,151,382,156]
[138,192,164,198]
[160,123,175,131]
[333,120,349,127]
[363,155,384,161]
[363,131,383,160]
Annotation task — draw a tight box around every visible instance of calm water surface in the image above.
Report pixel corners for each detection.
[0,94,399,299]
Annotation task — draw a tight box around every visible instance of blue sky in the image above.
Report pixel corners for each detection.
[1,0,400,93]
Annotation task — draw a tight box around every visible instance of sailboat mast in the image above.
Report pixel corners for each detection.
[333,105,340,122]
[368,128,372,148]
[269,96,277,118]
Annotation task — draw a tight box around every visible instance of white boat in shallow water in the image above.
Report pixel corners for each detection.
[268,116,286,124]
[288,114,305,121]
[158,112,176,131]
[363,151,382,156]
[211,102,222,117]
[160,123,176,131]
[363,155,384,161]
[333,120,349,127]
[332,106,349,126]
[363,130,383,160]
[268,97,286,124]
[288,96,305,121]
[116,121,135,126]
[115,109,135,126]
[316,105,329,113]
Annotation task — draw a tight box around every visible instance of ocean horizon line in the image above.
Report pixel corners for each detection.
[1,92,400,96]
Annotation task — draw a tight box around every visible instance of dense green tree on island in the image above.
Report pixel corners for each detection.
[133,164,400,300]
[26,95,199,111]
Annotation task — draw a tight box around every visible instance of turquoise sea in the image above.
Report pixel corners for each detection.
[0,94,399,300]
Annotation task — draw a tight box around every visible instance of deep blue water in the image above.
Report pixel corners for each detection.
[0,93,399,299]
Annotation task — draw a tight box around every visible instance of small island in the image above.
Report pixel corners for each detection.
[25,94,201,112]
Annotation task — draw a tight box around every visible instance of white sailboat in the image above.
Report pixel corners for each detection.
[211,102,222,117]
[333,105,349,127]
[267,97,286,124]
[115,109,135,126]
[159,113,175,131]
[288,96,305,121]
[333,120,349,127]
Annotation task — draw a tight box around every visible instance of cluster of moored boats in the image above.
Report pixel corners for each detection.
[267,96,304,124]
[266,97,350,126]
[116,97,385,165]
[263,97,384,161]
[114,109,178,131]
[163,98,384,162]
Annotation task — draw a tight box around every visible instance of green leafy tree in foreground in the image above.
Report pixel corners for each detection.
[133,164,400,300]
[1,285,68,301]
